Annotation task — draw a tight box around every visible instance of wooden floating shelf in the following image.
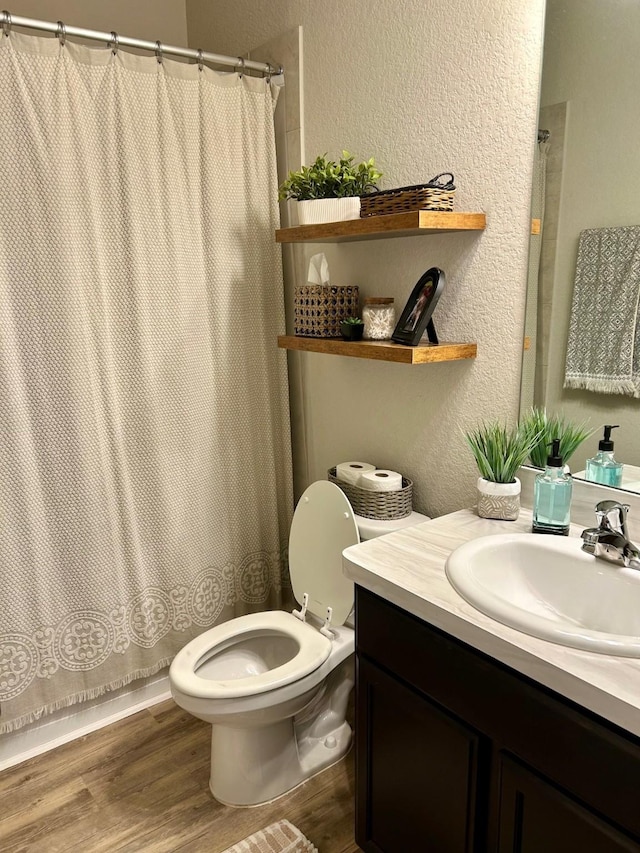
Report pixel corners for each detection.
[276,210,486,244]
[278,335,477,364]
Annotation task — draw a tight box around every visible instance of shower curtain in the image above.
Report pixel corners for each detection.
[0,32,293,732]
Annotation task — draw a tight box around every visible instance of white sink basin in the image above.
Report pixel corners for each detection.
[445,534,640,657]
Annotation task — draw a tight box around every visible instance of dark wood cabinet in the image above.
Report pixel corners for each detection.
[355,586,640,853]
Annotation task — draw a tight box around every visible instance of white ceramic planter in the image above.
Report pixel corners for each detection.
[297,197,361,225]
[476,476,521,521]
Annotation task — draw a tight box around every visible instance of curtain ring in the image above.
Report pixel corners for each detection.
[56,20,66,47]
[265,62,273,83]
[197,48,203,72]
[236,55,245,79]
[1,10,12,38]
[155,40,163,64]
[108,31,119,55]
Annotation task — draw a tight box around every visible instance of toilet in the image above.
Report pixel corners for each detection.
[169,480,429,807]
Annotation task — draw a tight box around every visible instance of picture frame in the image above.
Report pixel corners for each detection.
[391,267,445,346]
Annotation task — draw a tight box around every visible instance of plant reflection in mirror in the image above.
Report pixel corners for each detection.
[521,407,597,469]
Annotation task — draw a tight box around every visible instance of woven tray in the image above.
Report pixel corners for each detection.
[360,173,456,217]
[294,285,359,338]
[328,467,412,520]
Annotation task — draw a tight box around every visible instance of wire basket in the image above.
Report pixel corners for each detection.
[328,467,413,520]
[360,173,456,217]
[293,285,359,337]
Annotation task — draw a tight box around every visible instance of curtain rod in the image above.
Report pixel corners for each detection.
[0,10,282,77]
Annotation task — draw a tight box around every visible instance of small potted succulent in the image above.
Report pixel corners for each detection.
[340,316,365,341]
[278,151,382,225]
[465,419,542,521]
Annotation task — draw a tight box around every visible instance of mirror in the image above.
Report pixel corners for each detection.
[520,0,640,492]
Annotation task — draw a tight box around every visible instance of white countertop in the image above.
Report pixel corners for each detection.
[343,508,640,737]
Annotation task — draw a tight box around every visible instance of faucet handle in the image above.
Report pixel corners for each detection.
[581,528,599,554]
[595,500,630,537]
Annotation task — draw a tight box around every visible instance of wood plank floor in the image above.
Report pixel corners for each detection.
[0,699,360,852]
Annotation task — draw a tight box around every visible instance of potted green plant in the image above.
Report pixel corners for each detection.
[465,419,541,521]
[340,316,365,341]
[520,407,596,471]
[278,151,382,225]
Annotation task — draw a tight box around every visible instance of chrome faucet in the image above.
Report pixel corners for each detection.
[581,500,640,569]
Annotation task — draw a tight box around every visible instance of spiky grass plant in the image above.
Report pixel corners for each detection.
[521,407,596,468]
[465,420,541,484]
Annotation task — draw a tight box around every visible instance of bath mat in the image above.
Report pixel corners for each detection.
[220,819,318,853]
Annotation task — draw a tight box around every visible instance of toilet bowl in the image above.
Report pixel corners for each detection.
[169,480,429,807]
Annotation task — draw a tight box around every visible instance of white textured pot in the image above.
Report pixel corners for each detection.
[297,197,361,225]
[476,477,521,521]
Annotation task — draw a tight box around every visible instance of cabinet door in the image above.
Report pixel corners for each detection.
[356,656,489,853]
[497,755,640,853]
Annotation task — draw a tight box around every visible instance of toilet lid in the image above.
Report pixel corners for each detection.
[289,481,359,626]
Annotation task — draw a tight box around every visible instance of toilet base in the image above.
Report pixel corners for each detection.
[209,717,352,807]
[209,657,354,807]
[213,739,353,809]
[298,718,352,778]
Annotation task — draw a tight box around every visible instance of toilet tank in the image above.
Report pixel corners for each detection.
[344,510,430,629]
[355,510,430,541]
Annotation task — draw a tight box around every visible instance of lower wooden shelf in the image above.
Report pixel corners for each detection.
[277,335,477,364]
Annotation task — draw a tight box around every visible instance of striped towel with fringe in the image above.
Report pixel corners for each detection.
[564,226,640,397]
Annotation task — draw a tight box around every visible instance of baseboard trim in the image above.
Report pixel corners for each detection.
[0,673,171,772]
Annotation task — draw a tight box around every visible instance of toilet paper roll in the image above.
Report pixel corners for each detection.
[335,461,375,486]
[358,469,404,492]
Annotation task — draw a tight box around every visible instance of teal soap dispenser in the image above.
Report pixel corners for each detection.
[585,425,623,487]
[532,438,572,536]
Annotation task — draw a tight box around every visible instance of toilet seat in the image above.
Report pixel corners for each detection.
[170,610,331,700]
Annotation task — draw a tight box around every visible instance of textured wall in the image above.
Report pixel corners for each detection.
[185,0,545,517]
[6,0,187,45]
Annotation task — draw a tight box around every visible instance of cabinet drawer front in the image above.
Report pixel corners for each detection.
[356,586,640,840]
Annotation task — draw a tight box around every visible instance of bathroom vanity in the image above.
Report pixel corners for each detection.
[343,510,640,853]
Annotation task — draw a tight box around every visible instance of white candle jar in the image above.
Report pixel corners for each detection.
[362,297,395,340]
